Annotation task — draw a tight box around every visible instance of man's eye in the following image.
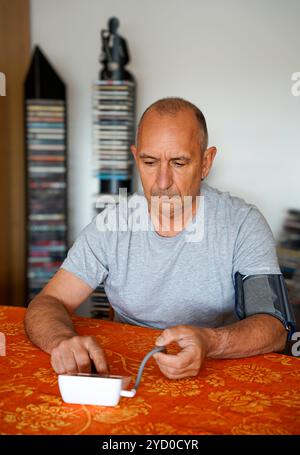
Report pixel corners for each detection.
[144,161,156,166]
[173,162,185,167]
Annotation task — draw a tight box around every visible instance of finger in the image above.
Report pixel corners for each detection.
[51,352,65,374]
[89,348,108,374]
[72,347,92,373]
[155,325,195,347]
[155,327,179,346]
[61,348,78,374]
[154,349,193,369]
[155,361,193,376]
[156,326,201,349]
[85,339,108,374]
[157,363,198,380]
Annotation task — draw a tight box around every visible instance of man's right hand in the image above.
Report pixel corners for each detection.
[50,335,109,375]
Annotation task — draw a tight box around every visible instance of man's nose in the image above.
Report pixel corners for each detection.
[156,163,173,191]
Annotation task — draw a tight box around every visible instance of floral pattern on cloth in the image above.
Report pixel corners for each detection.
[0,305,299,435]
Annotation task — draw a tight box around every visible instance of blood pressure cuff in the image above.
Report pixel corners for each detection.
[234,272,297,340]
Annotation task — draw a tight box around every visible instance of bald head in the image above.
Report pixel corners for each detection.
[137,97,208,152]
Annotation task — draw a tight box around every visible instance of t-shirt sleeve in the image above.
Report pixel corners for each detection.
[232,206,281,277]
[60,216,109,289]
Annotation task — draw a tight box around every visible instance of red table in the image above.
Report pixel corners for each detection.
[0,305,300,435]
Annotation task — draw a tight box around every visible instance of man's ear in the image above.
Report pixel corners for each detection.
[201,146,217,179]
[130,144,137,161]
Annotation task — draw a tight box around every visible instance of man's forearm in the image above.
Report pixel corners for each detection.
[24,295,78,354]
[200,314,287,359]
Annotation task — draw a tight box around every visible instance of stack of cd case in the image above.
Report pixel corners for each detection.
[92,80,135,195]
[91,80,136,319]
[25,47,68,302]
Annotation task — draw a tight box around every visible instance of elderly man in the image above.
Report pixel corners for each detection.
[24,97,295,380]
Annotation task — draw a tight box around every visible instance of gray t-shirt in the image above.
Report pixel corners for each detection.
[60,183,281,329]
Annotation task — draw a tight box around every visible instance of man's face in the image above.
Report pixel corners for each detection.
[131,108,216,219]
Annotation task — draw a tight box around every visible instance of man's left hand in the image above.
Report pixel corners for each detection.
[153,325,208,379]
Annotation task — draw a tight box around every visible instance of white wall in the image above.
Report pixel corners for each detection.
[30,0,300,241]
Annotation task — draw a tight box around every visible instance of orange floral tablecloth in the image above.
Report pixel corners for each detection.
[0,305,300,435]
